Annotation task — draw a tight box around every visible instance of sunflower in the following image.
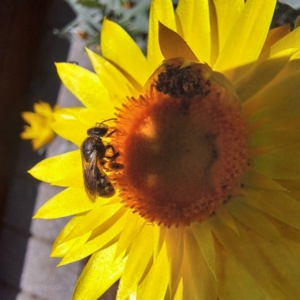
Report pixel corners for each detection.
[29,0,300,299]
[21,101,58,151]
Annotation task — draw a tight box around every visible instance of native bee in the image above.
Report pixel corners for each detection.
[81,119,123,201]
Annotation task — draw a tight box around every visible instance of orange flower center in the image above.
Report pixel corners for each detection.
[113,58,248,227]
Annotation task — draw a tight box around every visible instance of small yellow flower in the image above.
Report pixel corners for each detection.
[21,101,58,150]
[29,0,300,299]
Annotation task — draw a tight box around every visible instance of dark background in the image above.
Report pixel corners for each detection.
[0,0,74,298]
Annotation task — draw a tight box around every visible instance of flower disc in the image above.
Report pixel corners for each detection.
[114,58,248,227]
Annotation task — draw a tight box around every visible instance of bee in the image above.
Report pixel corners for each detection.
[81,119,123,201]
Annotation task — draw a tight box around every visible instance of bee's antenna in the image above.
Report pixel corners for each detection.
[101,118,117,124]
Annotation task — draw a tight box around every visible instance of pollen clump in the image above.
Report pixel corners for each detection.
[155,60,211,98]
[114,58,248,227]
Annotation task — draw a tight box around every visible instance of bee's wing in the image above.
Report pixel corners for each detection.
[81,149,99,202]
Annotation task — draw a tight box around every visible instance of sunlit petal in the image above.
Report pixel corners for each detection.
[148,0,176,71]
[101,19,150,88]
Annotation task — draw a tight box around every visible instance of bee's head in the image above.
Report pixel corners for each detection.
[87,124,109,138]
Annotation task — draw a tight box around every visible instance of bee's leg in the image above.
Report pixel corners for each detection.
[105,130,116,138]
[99,159,106,166]
[102,145,123,171]
[103,161,124,171]
[105,144,119,160]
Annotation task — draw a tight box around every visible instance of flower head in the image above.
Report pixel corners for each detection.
[21,101,58,150]
[30,0,300,299]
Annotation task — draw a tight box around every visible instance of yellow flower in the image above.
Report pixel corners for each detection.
[21,101,58,150]
[29,0,300,299]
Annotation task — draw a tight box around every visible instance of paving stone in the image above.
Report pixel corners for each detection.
[100,283,118,300]
[65,38,92,70]
[30,183,67,243]
[16,290,48,300]
[46,135,77,158]
[20,237,82,300]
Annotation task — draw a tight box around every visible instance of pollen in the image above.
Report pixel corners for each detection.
[113,58,248,227]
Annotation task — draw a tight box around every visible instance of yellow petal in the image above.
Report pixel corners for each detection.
[241,169,286,190]
[176,0,211,64]
[58,232,91,267]
[77,108,115,129]
[279,49,300,75]
[173,279,184,300]
[60,207,126,265]
[34,101,53,117]
[260,24,290,56]
[228,201,284,245]
[158,22,198,61]
[165,227,184,296]
[191,223,216,280]
[51,119,86,147]
[137,242,169,300]
[215,0,276,77]
[54,107,113,126]
[215,242,260,300]
[34,187,93,219]
[182,228,216,300]
[20,127,35,139]
[180,258,197,299]
[210,0,244,65]
[271,217,300,260]
[101,19,149,88]
[214,204,239,235]
[243,189,300,230]
[253,146,300,180]
[52,108,111,145]
[246,69,300,125]
[56,63,114,112]
[52,107,80,121]
[235,49,297,103]
[115,211,145,258]
[148,0,176,71]
[32,135,53,151]
[267,26,300,57]
[276,179,300,191]
[73,243,127,300]
[21,112,44,125]
[117,225,155,299]
[64,201,123,241]
[28,150,83,187]
[153,225,166,261]
[86,48,133,99]
[251,126,300,149]
[212,218,286,299]
[51,215,84,257]
[244,220,300,297]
